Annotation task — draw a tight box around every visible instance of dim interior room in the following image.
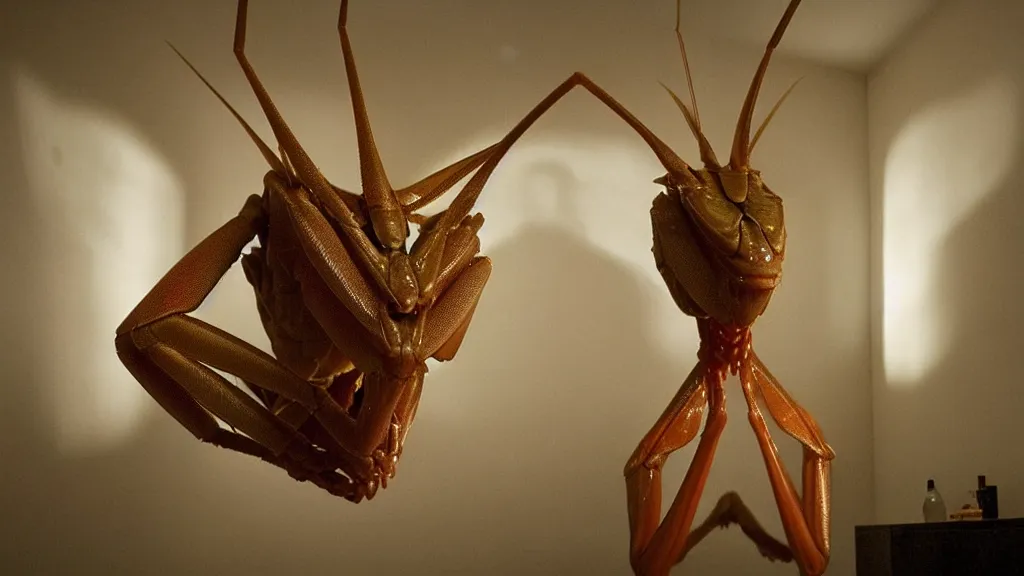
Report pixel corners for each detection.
[0,0,1020,574]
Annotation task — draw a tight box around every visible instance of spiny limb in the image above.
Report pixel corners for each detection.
[739,359,831,576]
[266,369,405,498]
[373,372,424,489]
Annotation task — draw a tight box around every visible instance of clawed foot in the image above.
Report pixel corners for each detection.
[373,421,402,487]
[292,419,402,502]
[700,491,793,563]
[356,421,402,499]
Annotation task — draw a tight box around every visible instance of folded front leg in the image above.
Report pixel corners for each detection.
[116,194,368,499]
[623,362,717,575]
[738,355,833,576]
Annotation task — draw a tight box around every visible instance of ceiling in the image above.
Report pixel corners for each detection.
[676,0,942,72]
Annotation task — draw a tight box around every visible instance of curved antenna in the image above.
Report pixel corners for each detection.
[675,0,701,131]
[668,0,719,168]
[230,0,388,279]
[230,1,334,203]
[167,42,287,175]
[729,0,803,169]
[748,77,801,156]
[660,82,720,168]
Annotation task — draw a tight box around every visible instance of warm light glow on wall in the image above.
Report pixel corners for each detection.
[16,69,186,454]
[882,76,1018,387]
[418,136,700,380]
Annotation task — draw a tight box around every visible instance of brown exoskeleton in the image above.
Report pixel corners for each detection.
[567,0,834,574]
[114,0,582,502]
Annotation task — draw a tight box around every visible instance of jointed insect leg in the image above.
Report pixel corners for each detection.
[625,360,793,575]
[624,363,721,575]
[739,355,833,576]
[115,195,375,499]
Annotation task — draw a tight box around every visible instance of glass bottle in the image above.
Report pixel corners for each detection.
[922,478,947,522]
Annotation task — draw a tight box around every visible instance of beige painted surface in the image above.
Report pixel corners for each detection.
[869,0,1024,525]
[1,1,871,574]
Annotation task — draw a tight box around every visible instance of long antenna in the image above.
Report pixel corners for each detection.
[748,77,802,156]
[167,42,287,175]
[675,0,701,131]
[668,0,719,167]
[729,0,803,169]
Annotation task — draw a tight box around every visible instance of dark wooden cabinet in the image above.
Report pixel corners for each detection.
[855,518,1024,575]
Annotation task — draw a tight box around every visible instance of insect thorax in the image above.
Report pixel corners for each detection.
[696,317,752,376]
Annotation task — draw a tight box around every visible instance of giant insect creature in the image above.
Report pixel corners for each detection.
[566,0,834,573]
[114,0,582,502]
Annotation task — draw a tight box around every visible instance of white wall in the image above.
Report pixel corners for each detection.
[869,0,1024,525]
[1,0,869,574]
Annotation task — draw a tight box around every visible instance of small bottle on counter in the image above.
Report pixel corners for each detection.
[923,478,947,522]
[976,475,1000,520]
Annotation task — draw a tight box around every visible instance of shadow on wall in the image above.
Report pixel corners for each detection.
[384,165,680,574]
[1,0,870,574]
[0,2,680,574]
[873,0,1024,524]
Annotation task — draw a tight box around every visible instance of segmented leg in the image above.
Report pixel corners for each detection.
[738,352,833,576]
[627,320,800,575]
[624,362,721,575]
[115,195,388,501]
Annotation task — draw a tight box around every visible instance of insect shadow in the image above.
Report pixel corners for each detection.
[381,158,684,575]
